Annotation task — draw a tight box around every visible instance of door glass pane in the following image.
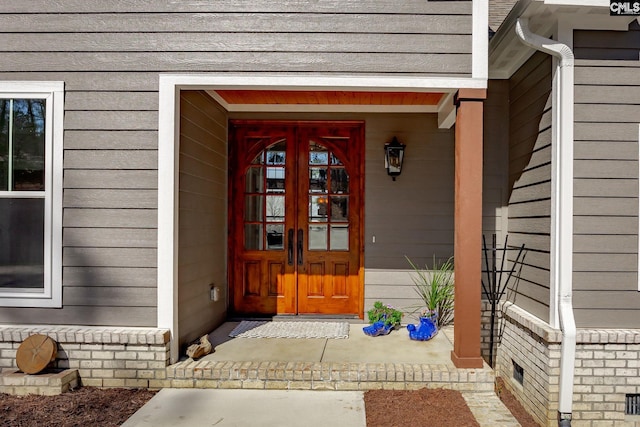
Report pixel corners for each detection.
[0,198,44,289]
[308,225,328,250]
[330,196,348,222]
[330,168,349,193]
[244,224,263,250]
[245,166,264,193]
[309,142,328,165]
[330,153,342,165]
[309,195,328,222]
[309,167,327,192]
[265,195,285,222]
[0,100,8,191]
[266,167,285,193]
[330,225,349,251]
[12,99,45,191]
[266,224,284,250]
[266,143,286,165]
[244,195,263,221]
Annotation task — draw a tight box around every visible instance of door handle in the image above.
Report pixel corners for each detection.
[297,228,303,265]
[287,229,294,266]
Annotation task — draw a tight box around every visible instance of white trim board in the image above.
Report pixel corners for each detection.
[472,0,489,80]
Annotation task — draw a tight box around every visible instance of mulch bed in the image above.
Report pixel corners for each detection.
[0,388,156,427]
[496,377,541,427]
[364,388,480,427]
[1,380,540,427]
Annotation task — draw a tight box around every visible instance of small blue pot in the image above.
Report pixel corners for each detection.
[407,316,438,341]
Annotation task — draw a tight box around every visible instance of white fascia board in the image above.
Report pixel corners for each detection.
[160,74,487,91]
[473,0,489,80]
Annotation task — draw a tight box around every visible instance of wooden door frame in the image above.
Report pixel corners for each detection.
[227,120,365,318]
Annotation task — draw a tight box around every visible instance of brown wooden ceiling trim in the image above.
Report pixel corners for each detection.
[215,90,444,106]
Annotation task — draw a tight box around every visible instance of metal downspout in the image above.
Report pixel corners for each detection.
[515,18,576,427]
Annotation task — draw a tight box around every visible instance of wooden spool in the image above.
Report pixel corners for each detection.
[16,334,57,374]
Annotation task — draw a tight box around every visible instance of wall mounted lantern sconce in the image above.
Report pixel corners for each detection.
[384,137,406,181]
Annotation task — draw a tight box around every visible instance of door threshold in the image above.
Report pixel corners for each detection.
[272,314,362,323]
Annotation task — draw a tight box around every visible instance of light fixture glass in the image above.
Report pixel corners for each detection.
[384,137,406,181]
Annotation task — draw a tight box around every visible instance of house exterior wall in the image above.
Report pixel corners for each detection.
[497,303,640,427]
[481,79,510,362]
[506,51,553,323]
[0,1,473,77]
[494,19,640,427]
[572,22,640,328]
[178,91,228,348]
[0,0,474,327]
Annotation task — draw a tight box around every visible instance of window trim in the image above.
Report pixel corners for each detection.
[0,81,63,308]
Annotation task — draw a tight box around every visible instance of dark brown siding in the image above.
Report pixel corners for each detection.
[507,52,553,322]
[572,22,640,328]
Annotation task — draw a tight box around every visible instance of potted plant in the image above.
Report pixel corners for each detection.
[363,301,403,336]
[405,256,454,341]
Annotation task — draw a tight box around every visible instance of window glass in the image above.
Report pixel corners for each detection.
[244,140,287,251]
[0,100,8,191]
[0,198,44,289]
[12,99,45,191]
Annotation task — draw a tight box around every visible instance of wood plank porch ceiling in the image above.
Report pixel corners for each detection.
[215,90,444,105]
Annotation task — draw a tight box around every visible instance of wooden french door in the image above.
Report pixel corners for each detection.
[229,121,364,317]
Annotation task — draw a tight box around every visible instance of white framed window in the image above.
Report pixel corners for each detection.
[0,82,63,307]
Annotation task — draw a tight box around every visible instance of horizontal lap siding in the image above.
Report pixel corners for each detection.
[178,91,228,347]
[507,52,552,322]
[572,23,640,328]
[364,114,455,313]
[0,1,472,326]
[482,80,510,293]
[0,3,473,76]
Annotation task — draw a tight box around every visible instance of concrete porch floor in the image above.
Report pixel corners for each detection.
[164,322,496,394]
[202,321,454,365]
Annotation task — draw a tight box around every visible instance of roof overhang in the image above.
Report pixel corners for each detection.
[489,0,638,79]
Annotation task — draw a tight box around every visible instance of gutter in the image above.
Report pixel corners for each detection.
[515,19,576,427]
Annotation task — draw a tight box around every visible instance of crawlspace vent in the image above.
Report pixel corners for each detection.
[512,360,524,385]
[626,394,640,415]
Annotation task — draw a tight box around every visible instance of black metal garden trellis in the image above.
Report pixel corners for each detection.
[481,234,526,367]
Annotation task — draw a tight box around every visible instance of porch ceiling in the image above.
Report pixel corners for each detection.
[207,89,456,128]
[214,90,444,106]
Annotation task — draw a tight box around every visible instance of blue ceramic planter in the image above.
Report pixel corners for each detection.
[363,321,393,337]
[407,316,438,341]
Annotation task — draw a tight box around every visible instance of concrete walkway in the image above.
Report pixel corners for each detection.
[122,388,520,427]
[122,389,367,427]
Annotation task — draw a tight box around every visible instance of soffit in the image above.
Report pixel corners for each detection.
[211,90,444,107]
[488,0,630,79]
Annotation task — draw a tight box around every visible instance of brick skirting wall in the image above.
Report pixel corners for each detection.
[0,326,171,388]
[496,303,640,427]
